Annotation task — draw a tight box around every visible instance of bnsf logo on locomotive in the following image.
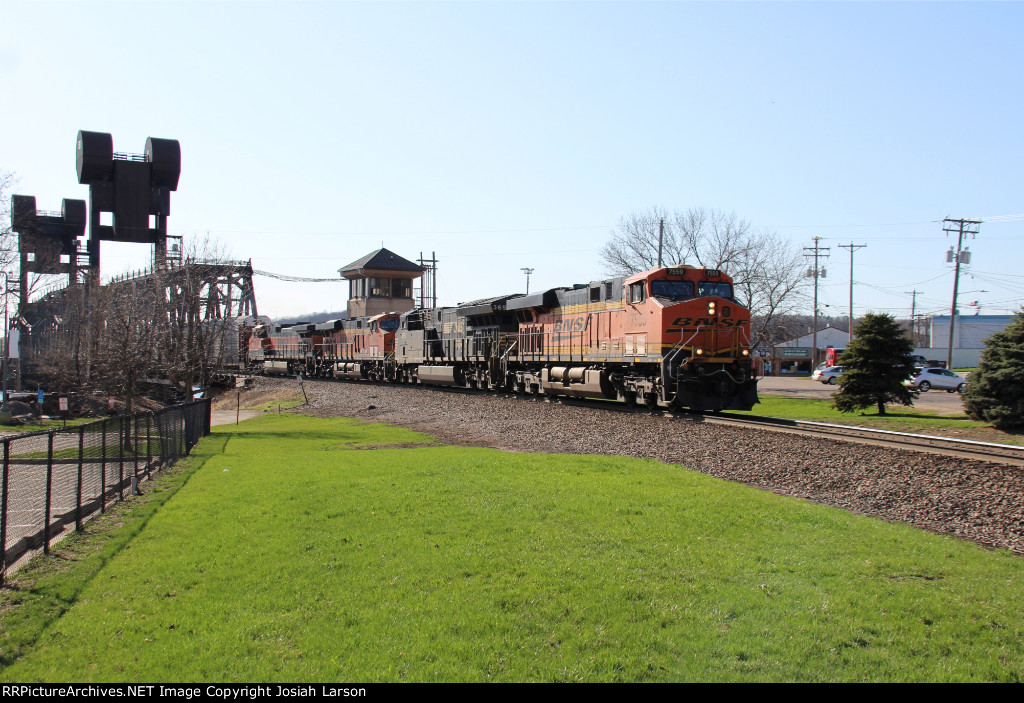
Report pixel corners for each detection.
[553,317,590,333]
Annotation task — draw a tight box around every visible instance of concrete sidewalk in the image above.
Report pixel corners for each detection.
[211,409,265,426]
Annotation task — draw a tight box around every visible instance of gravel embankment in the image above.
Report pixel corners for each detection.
[256,376,1024,554]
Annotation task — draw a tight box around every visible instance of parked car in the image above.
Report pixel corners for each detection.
[905,367,967,393]
[908,354,946,369]
[811,365,845,385]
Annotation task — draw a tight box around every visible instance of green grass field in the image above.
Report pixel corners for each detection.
[2,414,1023,682]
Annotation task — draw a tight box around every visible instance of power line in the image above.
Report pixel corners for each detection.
[252,270,344,283]
[167,212,1024,240]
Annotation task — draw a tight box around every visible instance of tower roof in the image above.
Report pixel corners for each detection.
[338,248,423,278]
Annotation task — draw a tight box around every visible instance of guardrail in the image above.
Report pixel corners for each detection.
[0,399,211,584]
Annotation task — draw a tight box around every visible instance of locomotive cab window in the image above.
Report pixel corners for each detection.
[650,280,695,301]
[628,281,646,304]
[697,281,734,299]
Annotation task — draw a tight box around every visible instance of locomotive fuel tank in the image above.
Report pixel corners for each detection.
[540,367,616,399]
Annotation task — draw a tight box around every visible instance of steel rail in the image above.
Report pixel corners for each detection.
[693,411,1024,466]
[259,373,1024,466]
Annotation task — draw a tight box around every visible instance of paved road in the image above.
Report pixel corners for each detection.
[758,376,967,415]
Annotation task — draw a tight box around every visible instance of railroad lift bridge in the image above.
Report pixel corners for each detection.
[9,131,260,389]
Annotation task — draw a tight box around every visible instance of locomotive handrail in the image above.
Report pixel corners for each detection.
[664,336,690,380]
[500,338,519,362]
[680,327,702,356]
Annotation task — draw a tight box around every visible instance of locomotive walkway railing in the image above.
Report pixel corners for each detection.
[0,399,211,585]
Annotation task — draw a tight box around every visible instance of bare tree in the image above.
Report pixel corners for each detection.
[0,168,18,273]
[672,207,753,271]
[92,278,162,414]
[600,207,755,276]
[600,206,680,275]
[25,235,241,411]
[600,207,807,346]
[731,230,809,346]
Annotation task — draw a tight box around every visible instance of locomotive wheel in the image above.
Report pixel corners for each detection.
[645,393,659,410]
[623,391,637,407]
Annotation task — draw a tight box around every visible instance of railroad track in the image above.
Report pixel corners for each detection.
[253,373,1024,467]
[490,389,1024,467]
[701,412,1024,467]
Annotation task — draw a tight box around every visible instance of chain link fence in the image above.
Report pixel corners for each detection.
[0,399,211,584]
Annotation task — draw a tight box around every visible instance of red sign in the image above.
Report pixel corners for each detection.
[58,397,68,412]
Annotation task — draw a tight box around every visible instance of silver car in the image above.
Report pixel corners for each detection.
[905,367,967,393]
[811,365,845,385]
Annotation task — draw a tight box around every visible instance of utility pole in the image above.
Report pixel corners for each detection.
[905,290,923,346]
[838,243,866,344]
[657,218,664,268]
[803,237,830,369]
[520,267,534,294]
[942,218,981,369]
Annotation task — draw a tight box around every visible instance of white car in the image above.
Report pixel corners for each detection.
[811,365,845,385]
[905,367,967,393]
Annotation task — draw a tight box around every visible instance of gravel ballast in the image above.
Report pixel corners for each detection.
[255,376,1024,554]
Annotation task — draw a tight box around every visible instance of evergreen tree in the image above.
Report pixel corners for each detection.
[833,313,917,416]
[962,309,1024,430]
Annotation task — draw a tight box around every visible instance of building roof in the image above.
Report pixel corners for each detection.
[773,324,850,350]
[338,248,423,278]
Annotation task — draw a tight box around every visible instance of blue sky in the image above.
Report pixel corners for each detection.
[2,1,1022,320]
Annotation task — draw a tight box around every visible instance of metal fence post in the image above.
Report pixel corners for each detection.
[76,425,85,531]
[118,415,125,501]
[43,432,54,554]
[100,418,107,513]
[133,416,139,487]
[1,440,10,586]
[156,411,164,466]
[146,413,153,478]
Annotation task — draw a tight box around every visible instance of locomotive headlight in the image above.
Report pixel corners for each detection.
[695,347,704,356]
[742,349,750,356]
[707,301,717,315]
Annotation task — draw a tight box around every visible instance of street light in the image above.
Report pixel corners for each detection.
[521,267,534,294]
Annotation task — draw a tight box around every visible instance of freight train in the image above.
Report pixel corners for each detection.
[244,264,759,411]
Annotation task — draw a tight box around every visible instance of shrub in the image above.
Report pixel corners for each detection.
[833,313,917,416]
[962,309,1024,430]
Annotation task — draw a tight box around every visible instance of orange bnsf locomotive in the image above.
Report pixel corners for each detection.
[247,313,401,380]
[247,265,758,412]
